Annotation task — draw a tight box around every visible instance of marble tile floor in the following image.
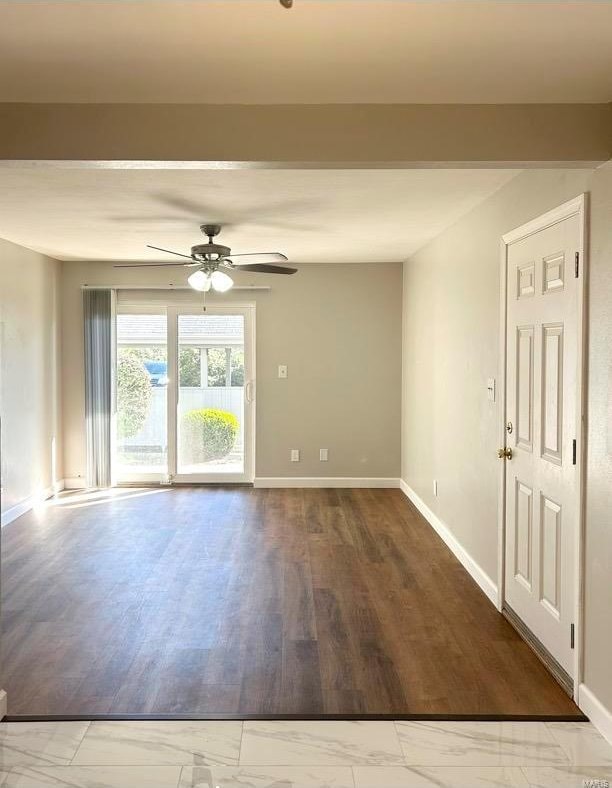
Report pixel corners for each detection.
[0,719,610,787]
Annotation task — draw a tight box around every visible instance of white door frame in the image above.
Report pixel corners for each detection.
[168,303,256,484]
[497,193,588,700]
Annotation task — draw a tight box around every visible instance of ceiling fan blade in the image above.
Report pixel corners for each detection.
[146,244,194,260]
[113,262,191,268]
[227,252,289,264]
[225,263,297,274]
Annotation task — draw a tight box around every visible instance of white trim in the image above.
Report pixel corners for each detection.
[1,480,65,527]
[578,684,612,746]
[498,193,587,701]
[254,477,400,489]
[1,497,34,527]
[575,194,590,703]
[501,194,586,245]
[0,690,6,721]
[167,306,178,482]
[400,479,498,606]
[117,300,262,310]
[496,237,508,613]
[110,289,118,488]
[1,160,606,171]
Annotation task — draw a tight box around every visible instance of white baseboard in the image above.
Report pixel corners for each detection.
[1,480,65,527]
[0,690,6,721]
[579,684,612,745]
[400,479,498,605]
[254,477,401,489]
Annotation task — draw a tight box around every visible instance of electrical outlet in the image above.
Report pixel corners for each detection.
[291,449,300,462]
[433,480,438,497]
[319,448,329,462]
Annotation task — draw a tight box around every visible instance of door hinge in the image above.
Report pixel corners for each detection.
[571,623,575,649]
[572,439,577,465]
[575,252,580,278]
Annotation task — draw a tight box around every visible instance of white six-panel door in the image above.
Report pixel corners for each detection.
[503,205,582,678]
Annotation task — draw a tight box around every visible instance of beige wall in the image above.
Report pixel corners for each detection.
[401,165,612,714]
[0,238,62,520]
[61,261,402,482]
[1,103,610,165]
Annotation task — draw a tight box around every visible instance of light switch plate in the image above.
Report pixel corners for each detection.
[487,377,496,402]
[278,365,288,379]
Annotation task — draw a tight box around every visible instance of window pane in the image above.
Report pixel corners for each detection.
[206,347,227,387]
[179,347,201,387]
[231,349,245,387]
[177,314,244,475]
[115,314,168,474]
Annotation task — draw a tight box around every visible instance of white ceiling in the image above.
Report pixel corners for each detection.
[0,167,519,263]
[0,2,611,104]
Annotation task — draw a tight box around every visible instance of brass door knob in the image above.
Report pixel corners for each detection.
[497,447,513,460]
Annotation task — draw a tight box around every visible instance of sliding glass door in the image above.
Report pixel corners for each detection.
[115,305,255,484]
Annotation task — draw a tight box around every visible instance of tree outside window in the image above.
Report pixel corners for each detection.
[119,344,245,389]
[178,347,200,387]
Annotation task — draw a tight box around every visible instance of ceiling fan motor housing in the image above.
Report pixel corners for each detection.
[191,243,231,261]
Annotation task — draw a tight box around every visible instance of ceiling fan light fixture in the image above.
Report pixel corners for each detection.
[188,268,234,293]
[187,269,212,291]
[211,270,234,292]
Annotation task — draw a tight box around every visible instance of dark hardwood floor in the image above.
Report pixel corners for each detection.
[1,487,580,717]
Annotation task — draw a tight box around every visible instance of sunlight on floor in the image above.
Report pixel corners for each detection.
[40,487,173,511]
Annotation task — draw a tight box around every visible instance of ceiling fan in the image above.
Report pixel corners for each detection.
[114,224,297,293]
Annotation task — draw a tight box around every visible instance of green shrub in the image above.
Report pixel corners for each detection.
[117,352,152,439]
[180,408,239,464]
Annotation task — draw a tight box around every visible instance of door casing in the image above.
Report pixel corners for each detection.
[497,194,588,700]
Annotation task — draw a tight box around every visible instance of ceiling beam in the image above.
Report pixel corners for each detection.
[0,103,610,167]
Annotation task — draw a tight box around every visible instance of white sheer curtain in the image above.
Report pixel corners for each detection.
[84,288,115,488]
